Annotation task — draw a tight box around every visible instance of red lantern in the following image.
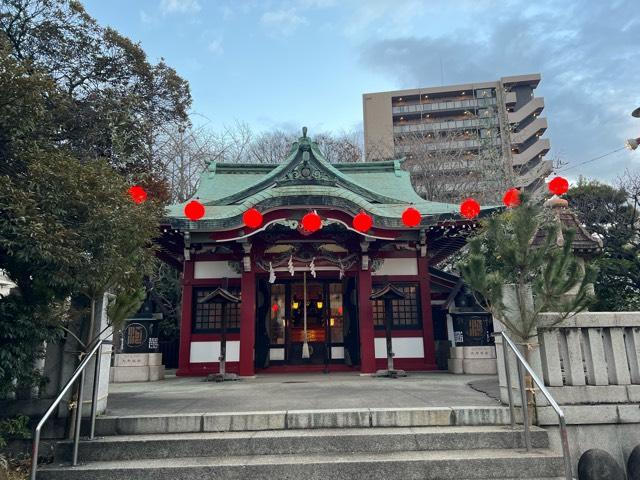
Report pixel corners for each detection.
[184,200,205,221]
[128,185,147,204]
[460,198,481,219]
[502,188,521,208]
[243,208,263,229]
[301,211,322,232]
[401,207,422,227]
[272,304,279,313]
[352,211,373,232]
[548,176,569,196]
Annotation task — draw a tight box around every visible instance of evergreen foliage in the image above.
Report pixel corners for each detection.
[0,0,185,397]
[458,194,598,341]
[567,178,640,311]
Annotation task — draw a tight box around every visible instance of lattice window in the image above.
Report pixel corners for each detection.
[192,288,241,332]
[372,284,421,328]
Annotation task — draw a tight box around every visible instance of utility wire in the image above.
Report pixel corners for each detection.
[557,146,627,173]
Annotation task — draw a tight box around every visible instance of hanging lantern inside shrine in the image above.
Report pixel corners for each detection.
[548,176,569,196]
[243,208,263,229]
[502,188,521,208]
[184,200,205,221]
[460,198,481,219]
[401,206,421,227]
[301,211,322,232]
[128,185,147,204]
[352,211,373,232]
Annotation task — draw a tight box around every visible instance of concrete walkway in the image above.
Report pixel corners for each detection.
[106,372,500,416]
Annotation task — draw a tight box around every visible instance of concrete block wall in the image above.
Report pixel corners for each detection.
[110,353,165,383]
[448,346,497,375]
[493,311,640,476]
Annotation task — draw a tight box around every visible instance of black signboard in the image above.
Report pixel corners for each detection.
[122,319,160,353]
[451,313,493,346]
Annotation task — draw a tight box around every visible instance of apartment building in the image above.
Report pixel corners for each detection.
[363,74,552,202]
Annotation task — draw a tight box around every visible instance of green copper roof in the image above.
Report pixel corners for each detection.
[165,128,491,230]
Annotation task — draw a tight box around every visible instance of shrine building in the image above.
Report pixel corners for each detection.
[159,128,493,376]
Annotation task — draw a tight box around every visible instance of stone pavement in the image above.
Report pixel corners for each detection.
[105,371,501,416]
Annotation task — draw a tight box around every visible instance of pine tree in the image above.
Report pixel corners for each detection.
[458,194,598,342]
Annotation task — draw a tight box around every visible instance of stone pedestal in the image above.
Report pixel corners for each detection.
[448,346,497,374]
[80,294,113,415]
[110,353,165,383]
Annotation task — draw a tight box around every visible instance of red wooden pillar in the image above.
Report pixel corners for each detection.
[177,261,194,376]
[357,268,376,374]
[418,255,437,369]
[239,268,256,377]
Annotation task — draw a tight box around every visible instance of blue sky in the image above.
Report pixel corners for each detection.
[83,0,640,181]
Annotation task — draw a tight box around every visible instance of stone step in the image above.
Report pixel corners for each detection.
[38,448,566,480]
[95,406,518,435]
[55,425,550,462]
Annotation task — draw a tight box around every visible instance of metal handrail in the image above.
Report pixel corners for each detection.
[499,331,572,480]
[31,335,108,479]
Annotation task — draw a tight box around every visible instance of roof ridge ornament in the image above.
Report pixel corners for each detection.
[302,126,308,138]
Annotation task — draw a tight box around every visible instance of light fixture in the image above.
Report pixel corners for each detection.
[243,208,263,229]
[316,300,323,309]
[460,198,481,219]
[502,188,521,208]
[184,200,205,221]
[353,211,373,233]
[330,318,335,327]
[292,301,299,310]
[128,185,147,204]
[301,211,322,233]
[548,176,569,195]
[402,206,422,227]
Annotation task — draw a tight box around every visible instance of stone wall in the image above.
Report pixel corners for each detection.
[495,311,640,475]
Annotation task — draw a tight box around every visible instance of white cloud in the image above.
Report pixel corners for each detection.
[208,36,224,56]
[139,10,154,24]
[260,8,308,37]
[221,5,233,20]
[359,0,640,180]
[160,0,201,15]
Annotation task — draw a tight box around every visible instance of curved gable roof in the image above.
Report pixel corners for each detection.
[165,129,496,229]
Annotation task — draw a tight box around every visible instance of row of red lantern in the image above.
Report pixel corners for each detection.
[128,175,569,228]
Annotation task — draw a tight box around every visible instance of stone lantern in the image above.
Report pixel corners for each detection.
[370,283,407,378]
[199,287,241,382]
[533,195,603,304]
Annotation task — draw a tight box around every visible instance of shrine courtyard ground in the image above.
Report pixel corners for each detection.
[104,372,500,416]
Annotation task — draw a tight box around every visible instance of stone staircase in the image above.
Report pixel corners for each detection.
[38,407,567,479]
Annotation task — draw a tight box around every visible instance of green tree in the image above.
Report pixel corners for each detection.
[567,177,640,311]
[0,0,191,177]
[458,195,597,342]
[0,151,162,396]
[0,11,166,396]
